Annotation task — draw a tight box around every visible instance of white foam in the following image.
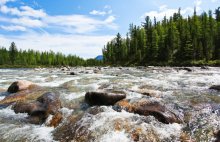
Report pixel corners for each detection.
[0,124,55,142]
[0,96,5,101]
[99,131,133,142]
[64,92,85,100]
[60,107,74,117]
[0,106,28,120]
[153,123,182,139]
[36,77,80,87]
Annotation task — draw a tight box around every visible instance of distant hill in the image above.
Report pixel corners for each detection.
[95,55,103,61]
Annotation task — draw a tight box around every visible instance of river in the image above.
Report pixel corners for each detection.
[0,67,219,142]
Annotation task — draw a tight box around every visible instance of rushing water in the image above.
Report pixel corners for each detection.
[0,67,220,142]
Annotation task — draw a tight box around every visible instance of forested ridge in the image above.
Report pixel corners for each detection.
[0,42,102,67]
[102,7,220,66]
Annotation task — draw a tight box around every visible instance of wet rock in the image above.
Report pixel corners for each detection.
[93,70,101,74]
[98,83,111,89]
[131,88,161,98]
[61,66,70,71]
[53,113,84,142]
[37,92,62,115]
[177,67,192,72]
[0,86,46,106]
[201,66,209,70]
[85,92,126,106]
[210,85,220,91]
[180,132,193,142]
[115,98,182,124]
[13,92,62,125]
[7,80,36,93]
[13,101,45,115]
[54,106,182,142]
[48,112,63,127]
[136,66,145,69]
[214,130,220,142]
[70,72,77,75]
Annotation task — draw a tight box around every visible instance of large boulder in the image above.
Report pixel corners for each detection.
[0,86,46,106]
[13,92,62,124]
[85,92,126,106]
[210,85,220,91]
[7,80,36,93]
[115,98,182,124]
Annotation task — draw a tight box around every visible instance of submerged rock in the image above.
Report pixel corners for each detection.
[176,67,192,72]
[7,80,36,93]
[54,106,182,142]
[116,98,182,124]
[210,85,220,91]
[201,66,209,70]
[13,92,62,124]
[85,92,126,106]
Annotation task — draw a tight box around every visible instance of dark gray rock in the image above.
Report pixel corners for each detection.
[85,92,126,106]
[210,85,220,91]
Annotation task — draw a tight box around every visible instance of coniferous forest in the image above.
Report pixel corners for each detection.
[102,8,220,66]
[0,42,102,67]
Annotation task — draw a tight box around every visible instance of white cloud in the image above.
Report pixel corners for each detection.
[194,0,202,11]
[90,5,113,16]
[0,16,44,28]
[194,0,202,6]
[142,0,202,21]
[0,25,26,31]
[142,5,177,20]
[45,15,117,33]
[90,10,107,16]
[0,0,117,33]
[0,33,114,58]
[0,0,117,58]
[0,5,46,18]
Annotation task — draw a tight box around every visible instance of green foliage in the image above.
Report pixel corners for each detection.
[0,42,103,67]
[103,7,220,66]
[9,42,18,65]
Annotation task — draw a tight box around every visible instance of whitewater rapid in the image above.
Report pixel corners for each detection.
[0,67,219,141]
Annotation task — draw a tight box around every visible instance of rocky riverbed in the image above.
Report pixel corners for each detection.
[0,67,220,142]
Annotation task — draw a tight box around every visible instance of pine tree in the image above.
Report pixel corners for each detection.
[9,42,18,65]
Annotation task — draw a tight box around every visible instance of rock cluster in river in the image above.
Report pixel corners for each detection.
[115,98,182,124]
[83,90,182,124]
[13,92,62,124]
[0,80,62,126]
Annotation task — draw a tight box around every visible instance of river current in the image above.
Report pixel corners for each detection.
[0,67,219,142]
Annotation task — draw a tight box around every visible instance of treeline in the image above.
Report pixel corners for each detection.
[103,7,220,66]
[0,42,102,67]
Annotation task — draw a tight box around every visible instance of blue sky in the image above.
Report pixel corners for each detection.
[0,0,220,58]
